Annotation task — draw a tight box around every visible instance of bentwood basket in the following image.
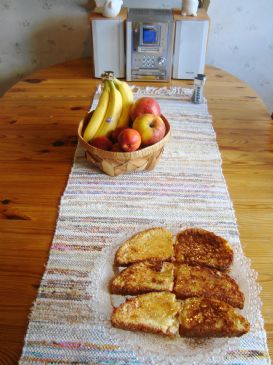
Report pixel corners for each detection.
[77,112,171,177]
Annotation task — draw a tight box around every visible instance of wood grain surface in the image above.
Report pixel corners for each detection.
[0,58,272,364]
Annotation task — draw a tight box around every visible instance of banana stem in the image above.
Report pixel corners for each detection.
[101,71,115,81]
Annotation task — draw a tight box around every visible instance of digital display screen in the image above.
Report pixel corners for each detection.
[143,28,157,44]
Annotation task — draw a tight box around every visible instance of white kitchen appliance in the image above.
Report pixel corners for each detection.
[89,8,210,81]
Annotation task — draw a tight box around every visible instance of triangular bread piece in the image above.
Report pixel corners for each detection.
[111,292,180,336]
[179,297,250,337]
[111,261,174,295]
[174,264,244,309]
[175,228,233,271]
[115,227,173,266]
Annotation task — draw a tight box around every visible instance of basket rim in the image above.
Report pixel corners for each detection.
[77,114,171,161]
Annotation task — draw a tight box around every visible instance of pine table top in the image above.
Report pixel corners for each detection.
[0,58,272,364]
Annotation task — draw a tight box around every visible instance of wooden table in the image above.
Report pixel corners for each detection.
[0,58,272,364]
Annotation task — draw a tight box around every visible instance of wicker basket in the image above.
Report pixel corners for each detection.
[77,113,171,176]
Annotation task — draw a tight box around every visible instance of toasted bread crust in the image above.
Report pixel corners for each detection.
[115,227,174,266]
[174,228,233,271]
[174,264,244,309]
[179,297,250,338]
[111,261,174,295]
[111,292,180,337]
[111,227,249,339]
[111,317,176,337]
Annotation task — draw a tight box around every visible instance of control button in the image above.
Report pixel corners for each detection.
[158,57,166,66]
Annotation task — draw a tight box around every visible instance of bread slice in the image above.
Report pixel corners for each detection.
[179,297,250,338]
[173,264,244,309]
[115,227,174,266]
[111,261,174,295]
[111,292,180,336]
[174,228,233,271]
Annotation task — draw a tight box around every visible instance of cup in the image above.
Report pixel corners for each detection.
[181,0,199,16]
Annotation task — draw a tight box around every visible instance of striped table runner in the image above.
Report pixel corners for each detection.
[19,86,271,365]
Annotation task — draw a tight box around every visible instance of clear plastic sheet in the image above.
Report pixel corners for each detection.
[87,225,262,365]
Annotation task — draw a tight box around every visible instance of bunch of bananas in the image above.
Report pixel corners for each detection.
[83,72,134,143]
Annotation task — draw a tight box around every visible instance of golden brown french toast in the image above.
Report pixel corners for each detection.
[179,297,250,338]
[173,264,244,309]
[174,228,233,271]
[115,227,174,266]
[111,292,180,336]
[111,261,174,295]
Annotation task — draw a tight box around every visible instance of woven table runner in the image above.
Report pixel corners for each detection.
[19,86,271,365]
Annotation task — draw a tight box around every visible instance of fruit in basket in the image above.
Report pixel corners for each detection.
[111,127,126,143]
[113,78,134,128]
[118,128,142,152]
[132,114,166,146]
[111,143,124,152]
[83,73,133,144]
[81,72,167,152]
[91,136,113,151]
[93,80,122,139]
[130,97,161,122]
[83,80,110,142]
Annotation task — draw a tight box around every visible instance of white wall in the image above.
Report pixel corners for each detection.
[206,0,273,114]
[0,0,92,96]
[0,0,272,114]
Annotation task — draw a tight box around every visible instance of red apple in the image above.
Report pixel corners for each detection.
[111,143,123,152]
[130,97,161,121]
[111,127,126,143]
[132,114,166,146]
[118,128,141,152]
[91,136,113,151]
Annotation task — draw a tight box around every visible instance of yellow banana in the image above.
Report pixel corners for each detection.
[83,80,110,142]
[94,80,122,138]
[113,78,134,128]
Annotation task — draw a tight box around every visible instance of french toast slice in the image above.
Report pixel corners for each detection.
[173,264,244,309]
[174,228,233,271]
[111,261,174,295]
[111,292,180,336]
[115,227,174,266]
[179,297,250,338]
